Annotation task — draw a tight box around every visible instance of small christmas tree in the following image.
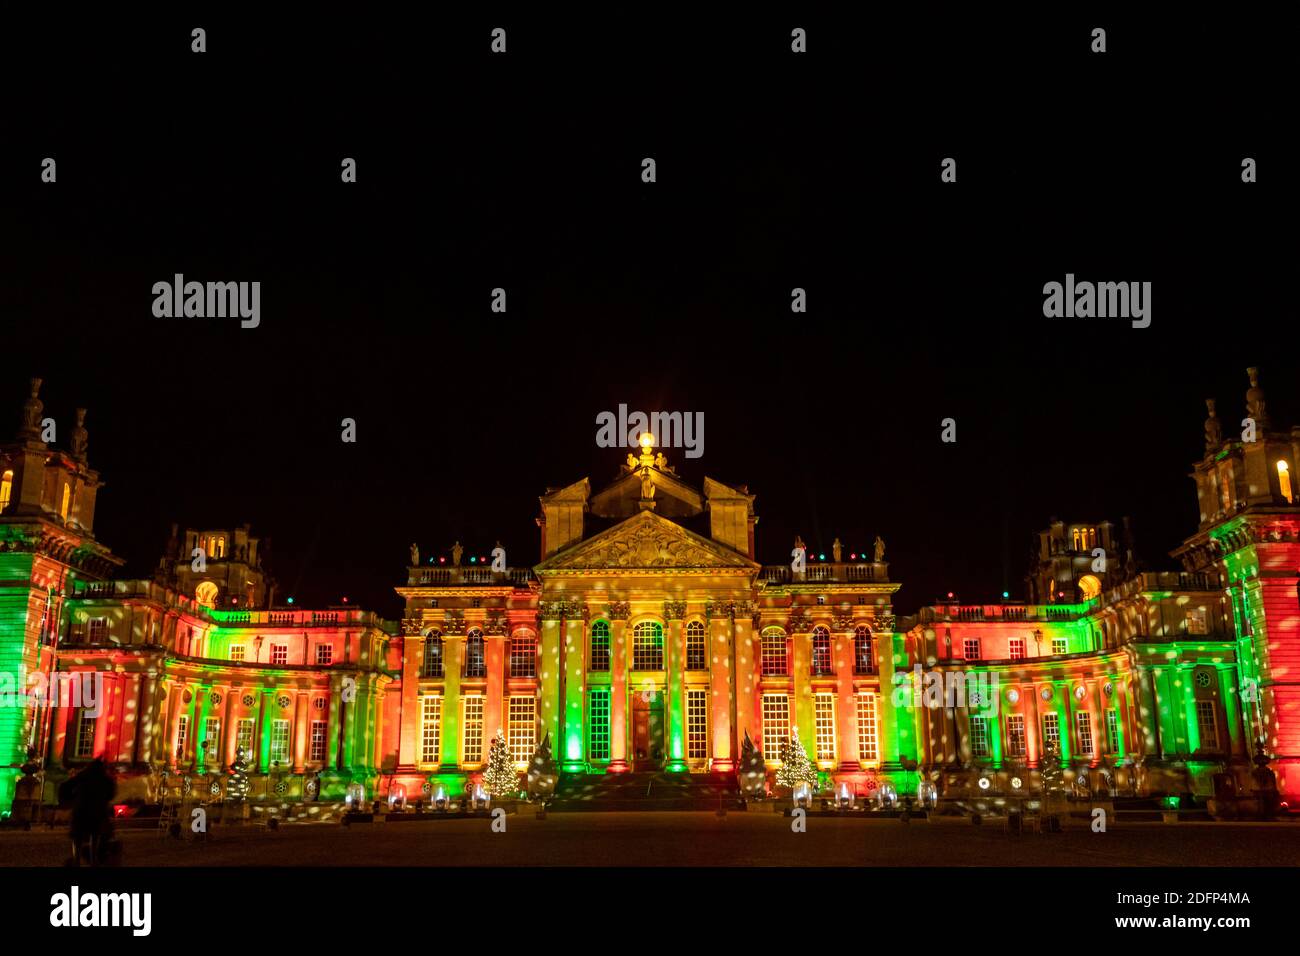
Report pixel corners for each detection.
[483,730,520,797]
[775,730,818,791]
[227,747,250,803]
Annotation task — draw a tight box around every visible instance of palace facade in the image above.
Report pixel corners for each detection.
[1,369,1296,814]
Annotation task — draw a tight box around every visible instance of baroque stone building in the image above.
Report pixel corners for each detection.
[1,370,1295,814]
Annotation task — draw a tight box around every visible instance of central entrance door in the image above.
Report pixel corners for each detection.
[632,689,665,771]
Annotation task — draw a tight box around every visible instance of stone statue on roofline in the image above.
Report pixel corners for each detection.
[452,541,463,567]
[409,543,419,566]
[874,535,886,563]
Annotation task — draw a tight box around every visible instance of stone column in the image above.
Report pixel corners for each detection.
[708,603,734,772]
[293,690,309,773]
[561,608,587,772]
[257,688,274,773]
[326,673,343,770]
[732,607,757,762]
[790,625,814,761]
[397,625,421,769]
[664,602,688,772]
[834,626,860,771]
[538,605,563,761]
[440,635,463,770]
[485,630,506,742]
[607,602,630,773]
[135,668,159,768]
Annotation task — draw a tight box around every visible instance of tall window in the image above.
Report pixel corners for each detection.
[589,620,611,672]
[203,717,220,757]
[75,713,96,758]
[315,643,333,665]
[687,689,708,759]
[310,720,328,762]
[236,718,254,759]
[464,629,486,678]
[0,469,12,512]
[686,621,707,670]
[510,632,536,678]
[1220,469,1233,513]
[1008,638,1025,660]
[811,626,833,675]
[761,628,788,676]
[508,696,535,764]
[270,719,290,766]
[88,618,107,642]
[1042,712,1061,751]
[632,621,664,670]
[969,716,990,757]
[856,694,878,761]
[462,695,484,763]
[420,696,442,764]
[1005,714,1026,757]
[60,483,71,520]
[761,694,789,760]
[589,688,610,761]
[814,693,836,761]
[1075,711,1094,755]
[175,714,189,760]
[853,625,874,674]
[421,632,444,678]
[270,644,288,665]
[963,638,981,660]
[1106,709,1121,754]
[1196,700,1219,750]
[1279,460,1294,504]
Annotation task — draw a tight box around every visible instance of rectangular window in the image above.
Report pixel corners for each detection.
[229,644,245,662]
[310,720,328,762]
[508,696,535,764]
[1005,714,1026,757]
[811,630,833,675]
[969,716,990,757]
[856,694,878,761]
[632,625,664,670]
[686,623,707,671]
[236,718,254,759]
[269,719,290,766]
[271,644,288,665]
[462,695,484,764]
[1075,711,1094,755]
[687,689,708,759]
[761,694,789,761]
[315,643,333,665]
[175,714,189,760]
[1051,637,1068,655]
[963,638,980,660]
[1185,608,1208,635]
[589,688,610,761]
[420,696,442,764]
[589,624,611,672]
[814,693,836,762]
[1042,712,1061,750]
[761,632,788,676]
[1106,709,1120,754]
[1196,700,1219,750]
[1008,638,1025,660]
[88,618,107,642]
[75,712,96,758]
[203,717,220,756]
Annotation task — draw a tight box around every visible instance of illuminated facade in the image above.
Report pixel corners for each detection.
[1,369,1295,814]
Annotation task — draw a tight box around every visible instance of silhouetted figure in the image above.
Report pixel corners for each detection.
[59,759,117,866]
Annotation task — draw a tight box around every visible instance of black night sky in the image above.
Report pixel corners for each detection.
[4,13,1294,619]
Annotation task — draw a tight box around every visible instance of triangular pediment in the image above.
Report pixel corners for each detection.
[535,510,758,574]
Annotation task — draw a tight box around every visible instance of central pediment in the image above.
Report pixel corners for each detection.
[535,510,758,574]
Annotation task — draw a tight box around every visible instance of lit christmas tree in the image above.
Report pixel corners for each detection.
[226,747,250,803]
[483,730,520,797]
[775,730,818,791]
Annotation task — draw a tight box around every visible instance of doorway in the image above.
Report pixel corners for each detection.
[632,689,665,770]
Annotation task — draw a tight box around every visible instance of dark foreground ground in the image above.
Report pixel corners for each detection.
[2,813,1298,866]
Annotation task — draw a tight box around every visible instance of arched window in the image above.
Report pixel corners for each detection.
[464,628,486,678]
[761,627,788,676]
[632,621,664,670]
[811,625,833,675]
[1279,460,1294,504]
[60,483,71,520]
[686,620,707,670]
[853,625,874,674]
[421,631,444,678]
[214,536,227,559]
[589,620,611,672]
[510,631,537,678]
[0,469,13,512]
